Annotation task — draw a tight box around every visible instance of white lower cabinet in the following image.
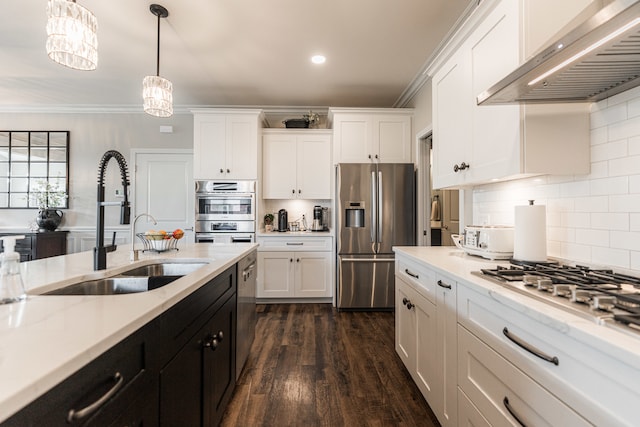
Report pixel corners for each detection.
[395,255,457,427]
[395,248,640,427]
[458,325,590,427]
[256,236,333,299]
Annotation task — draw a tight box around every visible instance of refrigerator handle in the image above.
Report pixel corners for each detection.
[371,170,377,248]
[378,170,383,252]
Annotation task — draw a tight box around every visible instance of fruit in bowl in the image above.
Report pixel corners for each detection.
[173,229,184,239]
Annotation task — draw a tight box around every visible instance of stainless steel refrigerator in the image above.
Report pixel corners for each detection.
[336,163,415,310]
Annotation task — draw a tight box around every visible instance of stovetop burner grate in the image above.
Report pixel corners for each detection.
[477,261,640,334]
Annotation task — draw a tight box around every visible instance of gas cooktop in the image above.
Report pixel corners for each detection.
[473,261,640,337]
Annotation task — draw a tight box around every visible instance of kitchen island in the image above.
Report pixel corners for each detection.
[393,246,640,427]
[0,242,257,425]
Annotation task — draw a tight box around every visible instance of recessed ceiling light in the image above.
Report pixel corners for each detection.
[311,55,326,64]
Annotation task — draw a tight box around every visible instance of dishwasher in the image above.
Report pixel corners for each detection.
[236,250,257,380]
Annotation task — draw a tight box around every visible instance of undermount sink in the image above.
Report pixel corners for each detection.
[42,262,208,296]
[118,262,208,277]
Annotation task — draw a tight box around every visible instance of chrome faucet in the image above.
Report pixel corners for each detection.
[131,213,157,261]
[94,150,131,270]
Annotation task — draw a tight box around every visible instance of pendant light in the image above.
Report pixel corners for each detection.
[46,0,98,70]
[143,4,173,118]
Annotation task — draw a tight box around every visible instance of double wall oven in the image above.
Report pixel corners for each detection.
[195,180,256,244]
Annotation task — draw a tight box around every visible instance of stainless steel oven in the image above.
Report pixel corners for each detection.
[195,180,256,221]
[195,180,256,243]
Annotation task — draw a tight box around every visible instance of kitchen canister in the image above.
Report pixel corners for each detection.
[513,200,547,262]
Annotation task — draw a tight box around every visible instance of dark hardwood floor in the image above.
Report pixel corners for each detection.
[220,304,440,427]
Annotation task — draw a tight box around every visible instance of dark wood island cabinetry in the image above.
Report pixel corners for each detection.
[1,261,239,427]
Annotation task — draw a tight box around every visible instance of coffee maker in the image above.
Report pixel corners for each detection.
[311,205,324,231]
[277,209,288,232]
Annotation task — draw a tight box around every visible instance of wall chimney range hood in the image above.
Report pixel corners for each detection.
[477,0,640,105]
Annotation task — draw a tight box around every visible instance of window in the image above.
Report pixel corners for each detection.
[0,131,69,209]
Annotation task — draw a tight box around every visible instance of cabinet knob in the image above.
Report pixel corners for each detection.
[454,162,470,172]
[203,331,224,351]
[368,154,372,159]
[298,189,301,194]
[219,168,224,173]
[226,169,230,173]
[402,297,414,310]
[292,189,295,194]
[453,164,459,172]
[296,258,300,262]
[375,154,379,159]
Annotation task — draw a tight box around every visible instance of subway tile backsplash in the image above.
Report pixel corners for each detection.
[472,86,640,273]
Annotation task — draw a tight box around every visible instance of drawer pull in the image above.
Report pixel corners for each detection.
[503,397,526,427]
[67,372,124,423]
[503,327,559,366]
[437,279,452,289]
[286,242,304,246]
[404,268,419,279]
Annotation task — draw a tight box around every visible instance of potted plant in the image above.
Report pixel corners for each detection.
[31,180,67,231]
[264,213,274,232]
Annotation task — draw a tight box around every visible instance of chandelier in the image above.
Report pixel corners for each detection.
[46,0,98,71]
[143,4,173,118]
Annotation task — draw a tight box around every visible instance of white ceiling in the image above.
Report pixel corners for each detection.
[0,0,476,112]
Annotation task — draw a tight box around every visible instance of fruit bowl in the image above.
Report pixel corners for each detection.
[137,232,180,252]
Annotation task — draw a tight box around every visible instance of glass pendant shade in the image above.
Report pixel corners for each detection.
[46,0,98,71]
[143,75,173,117]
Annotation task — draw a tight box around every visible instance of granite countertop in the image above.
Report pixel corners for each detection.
[392,246,640,367]
[0,242,258,423]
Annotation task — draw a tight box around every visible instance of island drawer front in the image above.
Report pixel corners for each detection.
[396,254,436,303]
[3,325,152,426]
[256,236,332,251]
[458,325,590,427]
[457,281,640,426]
[155,265,236,364]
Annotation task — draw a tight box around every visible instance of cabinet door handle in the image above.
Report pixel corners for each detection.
[503,327,559,365]
[404,268,419,279]
[503,397,526,427]
[437,279,452,289]
[67,372,124,423]
[286,242,303,246]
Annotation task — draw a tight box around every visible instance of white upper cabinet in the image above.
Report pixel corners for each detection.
[431,0,593,189]
[192,109,263,180]
[329,108,413,164]
[262,130,332,200]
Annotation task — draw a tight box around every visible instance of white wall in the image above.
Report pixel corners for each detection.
[472,86,640,272]
[0,112,193,231]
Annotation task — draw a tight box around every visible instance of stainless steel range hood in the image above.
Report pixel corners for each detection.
[477,0,640,105]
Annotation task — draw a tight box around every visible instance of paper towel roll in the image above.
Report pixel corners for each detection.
[513,202,547,262]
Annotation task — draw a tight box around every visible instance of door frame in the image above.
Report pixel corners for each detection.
[416,126,432,246]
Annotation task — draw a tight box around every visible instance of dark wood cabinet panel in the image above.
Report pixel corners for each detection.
[0,231,67,261]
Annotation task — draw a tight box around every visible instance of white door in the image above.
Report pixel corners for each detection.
[133,150,194,241]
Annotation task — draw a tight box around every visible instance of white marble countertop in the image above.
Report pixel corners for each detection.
[392,246,640,368]
[0,242,258,423]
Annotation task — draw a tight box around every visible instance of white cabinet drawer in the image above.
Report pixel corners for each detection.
[458,281,640,426]
[396,255,436,303]
[458,325,590,427]
[458,388,491,427]
[256,236,332,251]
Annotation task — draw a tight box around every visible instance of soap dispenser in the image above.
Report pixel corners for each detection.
[0,235,26,304]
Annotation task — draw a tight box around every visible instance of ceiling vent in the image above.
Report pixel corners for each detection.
[477,0,640,105]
